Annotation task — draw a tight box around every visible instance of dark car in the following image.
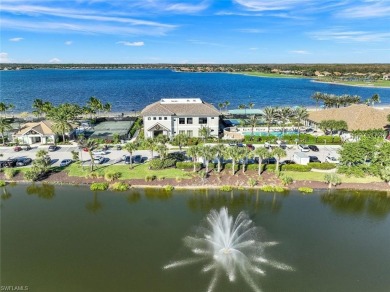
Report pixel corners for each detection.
[246,144,255,151]
[309,156,321,163]
[133,155,142,164]
[48,145,59,151]
[22,145,32,150]
[14,146,22,152]
[258,157,277,164]
[4,158,17,167]
[280,159,296,165]
[16,157,32,166]
[308,145,319,152]
[0,160,6,168]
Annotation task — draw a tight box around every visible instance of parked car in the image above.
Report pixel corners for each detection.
[279,142,287,149]
[0,160,6,168]
[48,145,59,152]
[16,157,32,166]
[116,145,122,150]
[92,149,108,155]
[93,156,105,164]
[298,144,310,152]
[4,158,17,167]
[133,155,142,164]
[246,144,255,151]
[259,157,277,164]
[308,145,319,152]
[60,159,72,167]
[14,146,22,152]
[309,156,321,163]
[22,145,32,150]
[123,155,131,164]
[325,155,339,164]
[264,142,272,149]
[280,159,296,165]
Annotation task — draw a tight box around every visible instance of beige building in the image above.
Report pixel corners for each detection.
[13,120,57,145]
[141,98,220,139]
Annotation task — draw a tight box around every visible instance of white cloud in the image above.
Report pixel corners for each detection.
[188,39,225,47]
[309,28,390,42]
[49,58,61,63]
[289,50,310,54]
[65,41,73,45]
[233,0,313,11]
[337,0,390,18]
[249,47,258,50]
[236,28,265,33]
[165,1,210,13]
[9,37,24,42]
[0,52,10,63]
[116,41,145,46]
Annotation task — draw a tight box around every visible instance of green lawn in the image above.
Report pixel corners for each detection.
[236,71,303,79]
[283,171,383,183]
[316,78,390,88]
[65,162,192,180]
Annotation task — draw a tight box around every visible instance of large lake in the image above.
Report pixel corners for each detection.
[2,185,390,292]
[1,69,390,112]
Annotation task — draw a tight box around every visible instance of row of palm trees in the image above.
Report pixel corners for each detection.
[311,92,380,109]
[186,144,287,177]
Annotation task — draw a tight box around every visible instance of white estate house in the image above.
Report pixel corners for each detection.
[141,98,220,139]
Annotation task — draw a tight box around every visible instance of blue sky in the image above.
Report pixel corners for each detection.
[1,0,390,64]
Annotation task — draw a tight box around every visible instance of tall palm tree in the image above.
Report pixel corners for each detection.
[0,118,12,145]
[87,96,103,118]
[124,142,138,169]
[155,143,168,159]
[278,107,292,135]
[271,148,287,175]
[253,147,270,176]
[224,101,230,111]
[79,139,98,171]
[103,102,112,113]
[212,144,226,173]
[198,145,214,174]
[371,94,380,106]
[238,104,247,115]
[172,133,188,151]
[294,107,309,141]
[248,115,258,140]
[199,126,211,142]
[218,102,225,113]
[143,138,157,158]
[32,99,52,119]
[248,102,255,110]
[187,145,200,172]
[0,102,14,118]
[263,106,277,136]
[224,146,241,175]
[311,92,323,110]
[240,147,252,174]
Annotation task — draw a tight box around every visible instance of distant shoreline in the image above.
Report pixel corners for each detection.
[311,79,390,89]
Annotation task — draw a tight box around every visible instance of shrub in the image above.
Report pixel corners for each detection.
[176,161,202,169]
[145,175,157,182]
[260,185,285,192]
[88,171,104,179]
[246,164,260,171]
[298,187,313,193]
[0,180,6,187]
[110,182,130,191]
[223,163,239,171]
[90,182,109,191]
[149,158,176,170]
[104,171,122,181]
[24,169,40,181]
[308,162,336,170]
[247,178,257,187]
[167,152,186,162]
[264,164,276,172]
[4,168,17,179]
[220,185,233,192]
[164,185,174,191]
[157,176,165,181]
[280,175,293,186]
[282,164,312,172]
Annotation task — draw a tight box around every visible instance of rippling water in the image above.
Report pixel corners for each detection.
[1,69,389,112]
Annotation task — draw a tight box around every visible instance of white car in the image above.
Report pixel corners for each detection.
[298,144,310,152]
[325,155,340,164]
[92,149,108,155]
[60,159,72,167]
[93,156,105,164]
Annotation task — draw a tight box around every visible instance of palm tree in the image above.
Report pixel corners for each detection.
[87,96,103,118]
[172,133,188,151]
[293,107,309,141]
[240,148,252,174]
[79,139,98,171]
[311,92,323,110]
[0,102,14,118]
[271,148,287,175]
[263,106,277,136]
[278,107,292,135]
[198,145,214,175]
[187,145,200,172]
[218,102,225,113]
[103,102,112,113]
[199,126,211,142]
[46,105,73,143]
[155,143,168,159]
[253,147,270,176]
[143,138,157,158]
[224,146,242,175]
[238,104,247,115]
[248,102,255,110]
[371,94,380,106]
[248,115,258,140]
[32,99,52,119]
[224,101,230,111]
[124,142,138,169]
[0,118,12,145]
[212,144,226,173]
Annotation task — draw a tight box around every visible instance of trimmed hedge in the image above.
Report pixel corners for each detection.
[176,161,202,169]
[149,158,176,170]
[223,163,239,171]
[308,162,336,170]
[282,164,312,172]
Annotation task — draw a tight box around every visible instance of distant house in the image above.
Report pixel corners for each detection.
[383,74,390,80]
[141,98,220,139]
[13,120,56,145]
[306,104,390,132]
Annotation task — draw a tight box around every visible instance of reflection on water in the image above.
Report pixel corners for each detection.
[164,208,293,292]
[26,183,55,200]
[187,190,284,214]
[127,191,141,204]
[321,190,390,219]
[1,186,12,201]
[86,192,103,213]
[144,188,172,200]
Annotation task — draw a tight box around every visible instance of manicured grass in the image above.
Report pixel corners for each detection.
[316,78,390,88]
[237,71,303,79]
[283,171,383,183]
[65,162,192,180]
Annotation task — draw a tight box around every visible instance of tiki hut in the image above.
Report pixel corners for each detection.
[307,104,390,131]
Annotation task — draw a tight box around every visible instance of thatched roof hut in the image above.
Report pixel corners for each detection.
[307,104,390,131]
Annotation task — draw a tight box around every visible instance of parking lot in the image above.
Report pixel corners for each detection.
[0,142,341,169]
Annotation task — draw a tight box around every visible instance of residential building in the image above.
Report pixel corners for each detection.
[141,98,220,139]
[13,120,57,144]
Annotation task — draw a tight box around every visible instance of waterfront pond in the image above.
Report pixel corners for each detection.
[1,185,390,292]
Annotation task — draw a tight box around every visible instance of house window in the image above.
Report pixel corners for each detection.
[153,117,156,120]
[199,117,207,124]
[179,118,185,124]
[187,130,193,137]
[148,117,151,120]
[179,130,185,135]
[187,118,193,124]
[164,117,167,120]
[159,117,162,120]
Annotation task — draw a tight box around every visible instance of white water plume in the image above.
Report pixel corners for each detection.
[164,207,293,292]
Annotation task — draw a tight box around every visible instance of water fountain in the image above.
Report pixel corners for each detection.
[164,207,293,292]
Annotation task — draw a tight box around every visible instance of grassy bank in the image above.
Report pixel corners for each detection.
[235,71,304,79]
[315,78,390,88]
[283,171,383,183]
